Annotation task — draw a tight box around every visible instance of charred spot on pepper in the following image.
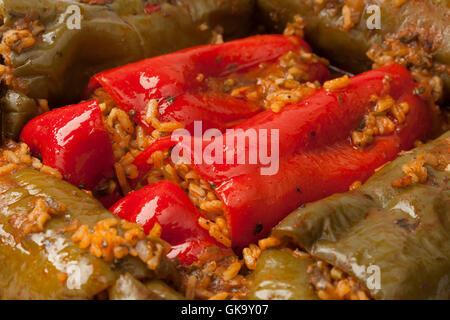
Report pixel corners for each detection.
[296,187,301,193]
[253,223,263,235]
[226,63,238,72]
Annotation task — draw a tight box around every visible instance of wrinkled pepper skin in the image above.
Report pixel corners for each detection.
[272,131,450,300]
[20,100,114,190]
[0,168,179,299]
[257,0,450,102]
[190,64,431,249]
[110,181,230,265]
[87,35,329,134]
[247,249,318,300]
[0,0,255,107]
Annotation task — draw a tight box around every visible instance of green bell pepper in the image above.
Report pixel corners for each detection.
[0,167,179,299]
[247,249,318,300]
[272,131,450,300]
[1,89,39,140]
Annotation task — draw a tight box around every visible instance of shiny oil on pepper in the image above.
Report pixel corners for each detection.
[110,181,231,265]
[20,100,114,190]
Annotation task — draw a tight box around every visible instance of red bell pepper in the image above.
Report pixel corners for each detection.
[131,136,177,189]
[171,64,432,248]
[110,181,230,265]
[20,100,114,190]
[86,35,330,133]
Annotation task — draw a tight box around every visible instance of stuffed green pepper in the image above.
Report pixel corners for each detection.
[0,141,181,299]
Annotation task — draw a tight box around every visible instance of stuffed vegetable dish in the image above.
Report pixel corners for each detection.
[0,0,448,300]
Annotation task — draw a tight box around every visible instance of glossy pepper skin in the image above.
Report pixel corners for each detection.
[20,100,114,190]
[187,64,431,249]
[257,0,450,103]
[87,35,330,134]
[272,131,450,300]
[0,0,255,107]
[247,249,318,300]
[0,167,179,299]
[110,181,230,265]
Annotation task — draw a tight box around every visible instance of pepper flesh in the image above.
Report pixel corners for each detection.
[87,35,330,134]
[110,181,230,265]
[20,100,114,190]
[272,131,450,300]
[187,64,431,248]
